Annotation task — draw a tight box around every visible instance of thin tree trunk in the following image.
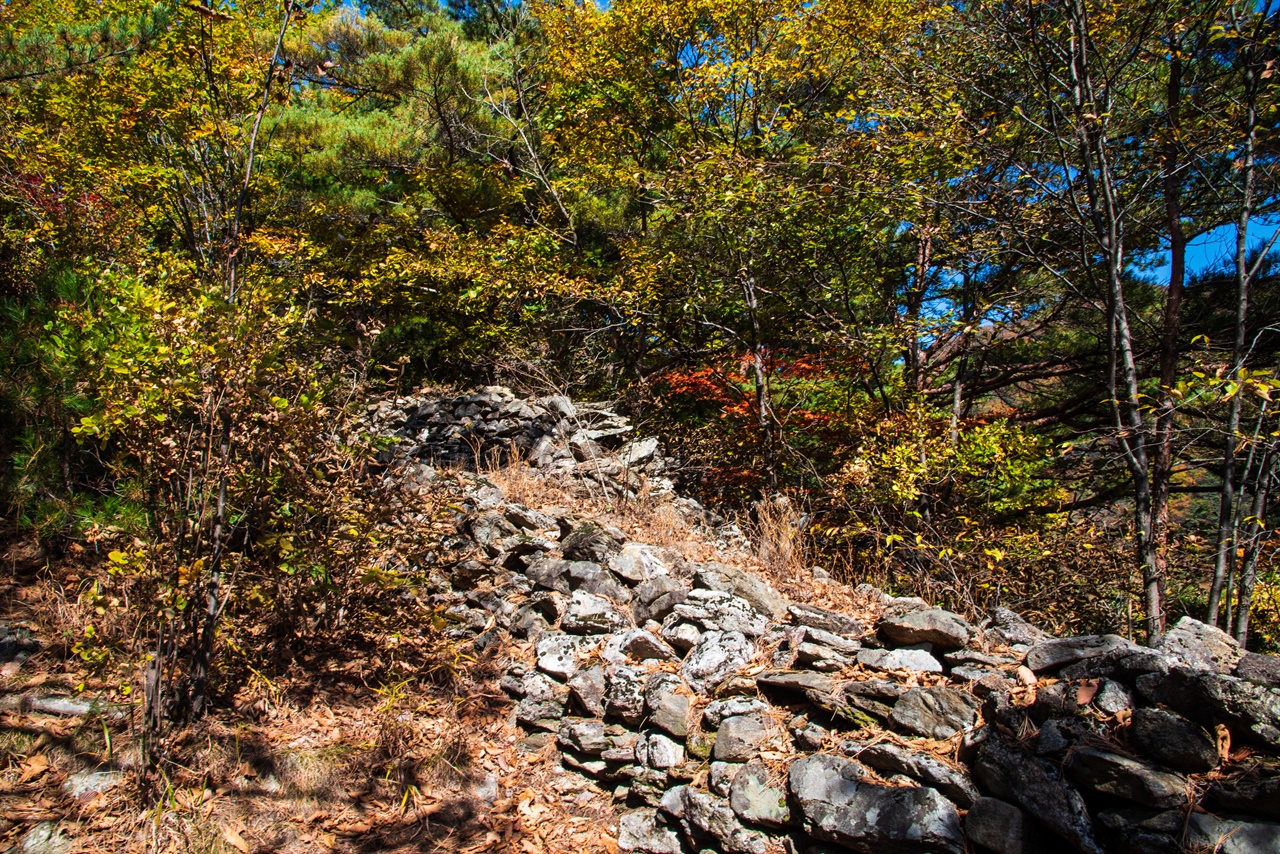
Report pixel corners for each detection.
[1234,442,1276,644]
[742,274,777,490]
[192,407,232,717]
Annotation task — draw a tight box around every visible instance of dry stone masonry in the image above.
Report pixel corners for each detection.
[369,387,1280,854]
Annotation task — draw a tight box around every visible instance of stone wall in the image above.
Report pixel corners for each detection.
[372,388,1280,854]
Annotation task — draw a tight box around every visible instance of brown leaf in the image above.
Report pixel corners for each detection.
[1075,679,1100,706]
[223,826,252,854]
[18,754,49,784]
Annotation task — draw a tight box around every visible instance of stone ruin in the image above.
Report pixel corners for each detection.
[368,387,1280,854]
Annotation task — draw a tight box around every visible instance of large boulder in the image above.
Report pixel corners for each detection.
[788,753,964,854]
[1130,707,1219,773]
[890,687,981,739]
[1025,635,1142,673]
[659,785,768,854]
[1155,616,1243,673]
[667,589,769,637]
[880,608,974,651]
[1064,749,1189,809]
[1136,666,1280,745]
[695,563,788,621]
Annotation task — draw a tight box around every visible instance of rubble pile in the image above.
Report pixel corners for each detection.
[371,388,1280,854]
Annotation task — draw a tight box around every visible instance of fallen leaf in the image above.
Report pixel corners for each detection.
[19,754,49,784]
[1075,679,1100,706]
[222,826,251,854]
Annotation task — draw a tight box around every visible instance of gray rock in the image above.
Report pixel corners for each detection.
[1094,678,1134,715]
[856,647,944,673]
[605,665,648,725]
[561,521,624,563]
[788,753,963,854]
[755,671,836,696]
[1210,777,1280,819]
[567,665,606,717]
[20,822,72,854]
[1155,616,1243,673]
[1130,707,1219,773]
[644,733,685,769]
[682,630,754,693]
[559,718,610,754]
[669,589,769,637]
[504,504,559,534]
[1064,748,1189,809]
[844,742,979,808]
[965,797,1031,854]
[795,642,854,671]
[536,633,586,680]
[789,603,864,637]
[704,698,771,729]
[660,620,702,652]
[618,437,660,467]
[1236,652,1280,689]
[973,734,1103,854]
[524,555,573,594]
[602,629,679,665]
[1186,812,1280,854]
[62,769,124,800]
[880,608,973,651]
[516,672,567,730]
[1025,634,1141,673]
[695,563,788,620]
[645,674,689,738]
[618,809,683,854]
[729,759,791,829]
[630,768,669,807]
[632,576,688,624]
[610,542,671,584]
[710,761,741,796]
[568,561,632,604]
[1058,647,1175,682]
[714,713,776,762]
[562,590,631,634]
[1136,666,1280,745]
[659,785,768,854]
[890,687,981,739]
[803,627,861,655]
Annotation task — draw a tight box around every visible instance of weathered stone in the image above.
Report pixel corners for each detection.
[729,760,791,829]
[1024,634,1141,673]
[803,627,861,655]
[19,822,72,854]
[1186,812,1280,854]
[536,633,586,680]
[1057,647,1175,682]
[605,665,648,725]
[1065,748,1189,809]
[504,504,559,534]
[669,589,769,637]
[516,672,567,730]
[618,809,682,854]
[645,673,689,738]
[789,603,864,637]
[965,797,1031,854]
[710,761,741,796]
[610,542,671,584]
[1155,616,1243,673]
[973,734,1103,854]
[1096,808,1183,854]
[618,437,660,467]
[602,629,679,665]
[856,647,944,673]
[713,713,776,762]
[695,563,788,620]
[659,785,768,854]
[704,698,771,729]
[559,718,610,754]
[561,521,624,563]
[977,606,1049,647]
[524,555,572,594]
[567,561,632,604]
[1136,666,1280,745]
[755,670,836,696]
[62,769,123,800]
[788,753,963,854]
[890,687,981,739]
[794,642,853,671]
[567,665,606,717]
[629,768,669,807]
[632,576,688,624]
[1236,652,1280,689]
[644,733,685,770]
[1094,678,1134,715]
[682,630,754,693]
[844,742,979,808]
[1130,707,1219,773]
[1210,777,1280,820]
[880,608,974,651]
[562,590,631,634]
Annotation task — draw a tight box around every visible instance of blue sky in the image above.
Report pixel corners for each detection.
[1138,218,1280,285]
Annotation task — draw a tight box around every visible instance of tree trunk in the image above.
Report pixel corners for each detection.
[1234,441,1276,645]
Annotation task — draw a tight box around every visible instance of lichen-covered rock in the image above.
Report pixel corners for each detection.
[561,520,624,563]
[659,785,768,854]
[605,664,647,725]
[668,589,769,637]
[1155,616,1243,673]
[1136,666,1280,745]
[880,608,973,651]
[788,753,964,854]
[562,590,631,634]
[713,713,776,762]
[601,628,679,665]
[856,647,944,674]
[682,630,753,693]
[890,687,981,739]
[617,809,682,854]
[789,603,864,637]
[644,673,689,738]
[729,759,791,829]
[844,741,980,808]
[558,718,609,754]
[694,563,788,621]
[535,633,586,680]
[567,665,606,717]
[704,697,771,729]
[1025,634,1142,673]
